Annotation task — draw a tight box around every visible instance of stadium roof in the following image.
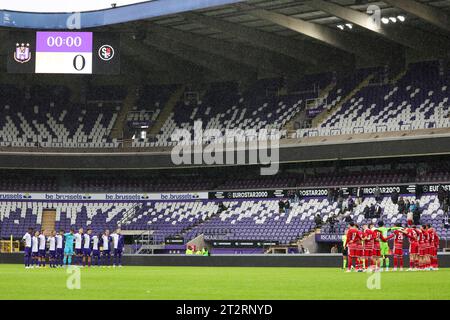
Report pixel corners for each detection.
[111,0,450,81]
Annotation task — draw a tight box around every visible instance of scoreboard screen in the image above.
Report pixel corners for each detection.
[7,31,120,74]
[36,32,93,74]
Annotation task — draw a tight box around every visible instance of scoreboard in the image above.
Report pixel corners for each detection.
[7,31,120,74]
[36,32,93,74]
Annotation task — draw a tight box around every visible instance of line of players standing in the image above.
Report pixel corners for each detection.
[344,222,440,272]
[22,227,124,268]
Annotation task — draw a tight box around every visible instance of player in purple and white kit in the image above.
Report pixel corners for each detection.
[111,228,125,267]
[22,228,33,268]
[91,233,101,267]
[38,230,47,267]
[74,228,83,266]
[82,229,92,267]
[47,231,57,268]
[56,230,64,267]
[31,231,39,268]
[101,230,112,267]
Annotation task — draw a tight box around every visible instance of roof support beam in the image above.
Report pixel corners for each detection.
[148,23,305,77]
[307,0,450,58]
[183,11,354,69]
[237,3,399,64]
[383,0,450,32]
[122,36,211,83]
[143,32,256,80]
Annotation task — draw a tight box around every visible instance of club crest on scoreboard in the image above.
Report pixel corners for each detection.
[14,43,32,64]
[98,44,114,61]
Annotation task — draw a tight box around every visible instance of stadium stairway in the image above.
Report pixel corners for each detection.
[149,85,185,135]
[391,67,408,84]
[110,84,140,139]
[117,203,143,226]
[284,82,336,133]
[295,227,320,253]
[311,73,375,128]
[179,207,220,240]
[41,209,56,235]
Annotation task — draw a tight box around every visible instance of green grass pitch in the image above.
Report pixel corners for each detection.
[0,264,449,300]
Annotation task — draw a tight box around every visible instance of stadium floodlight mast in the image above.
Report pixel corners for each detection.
[170,121,280,175]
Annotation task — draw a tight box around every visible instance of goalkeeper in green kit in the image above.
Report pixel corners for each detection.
[375,221,403,272]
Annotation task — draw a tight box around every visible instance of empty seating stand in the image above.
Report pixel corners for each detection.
[1,194,449,244]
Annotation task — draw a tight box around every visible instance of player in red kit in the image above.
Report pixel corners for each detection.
[427,224,439,270]
[385,223,406,271]
[344,222,363,272]
[423,225,432,270]
[404,225,419,270]
[356,225,364,271]
[417,225,431,270]
[362,224,375,270]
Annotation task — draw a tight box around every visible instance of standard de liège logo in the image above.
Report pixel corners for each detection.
[98,44,114,61]
[14,43,31,63]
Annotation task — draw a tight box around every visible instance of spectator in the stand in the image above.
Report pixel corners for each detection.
[299,245,305,254]
[369,203,376,218]
[413,202,421,225]
[404,199,411,214]
[438,185,446,207]
[314,214,323,227]
[331,244,338,254]
[443,211,450,229]
[363,205,370,219]
[356,187,364,205]
[347,196,354,212]
[391,189,399,205]
[409,201,417,214]
[327,188,334,203]
[292,190,301,203]
[397,196,406,214]
[327,214,336,233]
[284,200,291,215]
[374,203,383,218]
[345,214,353,223]
[338,188,344,200]
[337,196,344,211]
[218,202,228,213]
[447,190,450,208]
[443,198,449,215]
[374,186,382,202]
[333,188,339,202]
[278,199,285,213]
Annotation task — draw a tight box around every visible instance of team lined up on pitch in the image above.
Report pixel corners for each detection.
[343,221,440,272]
[21,227,125,268]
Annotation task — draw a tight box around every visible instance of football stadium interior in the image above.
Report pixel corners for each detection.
[1,0,450,300]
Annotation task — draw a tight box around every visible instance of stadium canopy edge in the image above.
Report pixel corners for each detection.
[0,0,245,29]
